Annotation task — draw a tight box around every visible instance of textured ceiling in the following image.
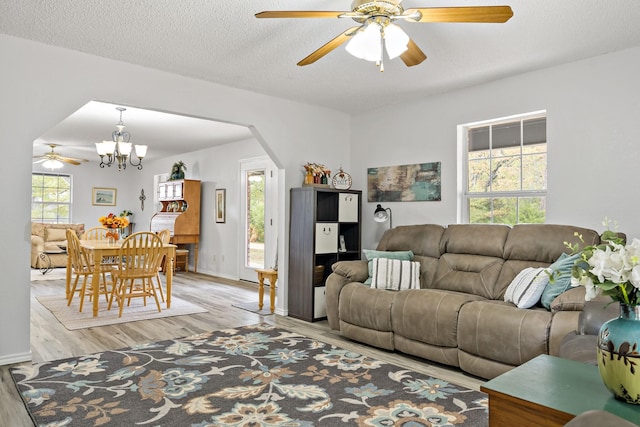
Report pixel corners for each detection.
[4,0,640,113]
[4,1,640,161]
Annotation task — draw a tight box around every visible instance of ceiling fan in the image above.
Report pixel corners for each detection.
[33,144,89,169]
[256,1,513,71]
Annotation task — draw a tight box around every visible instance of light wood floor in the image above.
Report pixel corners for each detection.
[1,271,483,426]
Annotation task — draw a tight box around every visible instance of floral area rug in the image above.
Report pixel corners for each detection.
[11,324,488,426]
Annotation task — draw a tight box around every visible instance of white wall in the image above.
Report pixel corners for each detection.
[353,47,640,250]
[1,34,350,365]
[139,138,269,279]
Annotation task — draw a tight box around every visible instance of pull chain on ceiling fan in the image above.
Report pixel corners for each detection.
[256,0,513,71]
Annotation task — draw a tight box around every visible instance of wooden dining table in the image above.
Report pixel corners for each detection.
[66,239,177,317]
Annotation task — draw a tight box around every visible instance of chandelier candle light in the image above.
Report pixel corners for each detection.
[95,107,147,171]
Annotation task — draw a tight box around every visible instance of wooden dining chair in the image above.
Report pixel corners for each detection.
[154,229,171,302]
[82,226,119,265]
[82,226,109,240]
[66,229,115,312]
[108,231,164,317]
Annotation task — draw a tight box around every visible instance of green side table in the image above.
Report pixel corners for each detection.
[481,354,640,426]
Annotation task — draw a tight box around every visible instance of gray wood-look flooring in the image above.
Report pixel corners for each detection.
[1,271,483,426]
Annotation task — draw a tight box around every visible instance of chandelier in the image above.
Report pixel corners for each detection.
[95,107,147,171]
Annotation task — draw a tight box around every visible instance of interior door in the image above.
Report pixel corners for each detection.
[239,157,277,282]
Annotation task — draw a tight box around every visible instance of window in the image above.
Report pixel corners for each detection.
[32,173,72,223]
[459,112,547,225]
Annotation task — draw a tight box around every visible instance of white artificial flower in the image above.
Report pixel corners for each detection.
[630,265,640,289]
[588,247,614,283]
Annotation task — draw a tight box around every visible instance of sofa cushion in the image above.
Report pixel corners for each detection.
[45,228,68,242]
[362,249,414,285]
[540,252,583,310]
[503,224,599,264]
[458,300,552,367]
[377,224,445,258]
[338,283,395,333]
[504,267,550,309]
[392,289,485,348]
[371,259,420,290]
[431,253,504,299]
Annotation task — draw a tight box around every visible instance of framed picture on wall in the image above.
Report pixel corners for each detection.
[92,187,117,206]
[216,188,226,223]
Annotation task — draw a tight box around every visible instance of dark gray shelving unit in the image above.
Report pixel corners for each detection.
[288,187,362,322]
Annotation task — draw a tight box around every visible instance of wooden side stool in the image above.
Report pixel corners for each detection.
[255,268,278,313]
[174,249,189,272]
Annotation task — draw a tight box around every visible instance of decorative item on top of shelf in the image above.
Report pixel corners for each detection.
[303,162,331,187]
[332,167,352,190]
[169,161,187,180]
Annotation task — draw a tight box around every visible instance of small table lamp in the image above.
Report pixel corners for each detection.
[374,204,392,229]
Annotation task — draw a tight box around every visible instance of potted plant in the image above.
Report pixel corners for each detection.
[119,209,134,221]
[170,161,187,180]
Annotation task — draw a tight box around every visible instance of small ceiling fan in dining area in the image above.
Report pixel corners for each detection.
[255,0,514,71]
[33,144,89,170]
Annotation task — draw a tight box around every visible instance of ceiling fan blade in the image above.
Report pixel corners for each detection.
[400,39,427,67]
[404,6,513,23]
[297,26,360,66]
[33,158,46,164]
[256,11,349,19]
[60,158,82,165]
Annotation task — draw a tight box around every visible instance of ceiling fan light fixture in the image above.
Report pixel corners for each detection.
[345,21,382,62]
[42,158,64,170]
[384,23,409,59]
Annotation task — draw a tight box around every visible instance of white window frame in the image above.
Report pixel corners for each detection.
[31,172,73,223]
[457,110,547,224]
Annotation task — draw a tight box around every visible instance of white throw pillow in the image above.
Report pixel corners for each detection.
[504,267,550,309]
[371,258,421,290]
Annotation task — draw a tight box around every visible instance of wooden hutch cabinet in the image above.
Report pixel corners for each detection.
[288,187,362,322]
[150,179,201,271]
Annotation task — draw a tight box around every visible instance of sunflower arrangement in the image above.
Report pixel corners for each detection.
[99,213,130,229]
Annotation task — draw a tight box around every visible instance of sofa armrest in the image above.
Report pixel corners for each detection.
[550,286,587,313]
[331,260,369,282]
[325,260,368,331]
[30,235,45,268]
[579,300,619,335]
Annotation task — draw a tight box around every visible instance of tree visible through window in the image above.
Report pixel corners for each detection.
[32,173,72,223]
[462,112,547,225]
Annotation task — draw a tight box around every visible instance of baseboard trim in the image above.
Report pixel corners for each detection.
[0,351,32,366]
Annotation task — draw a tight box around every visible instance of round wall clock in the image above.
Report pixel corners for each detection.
[332,168,352,190]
